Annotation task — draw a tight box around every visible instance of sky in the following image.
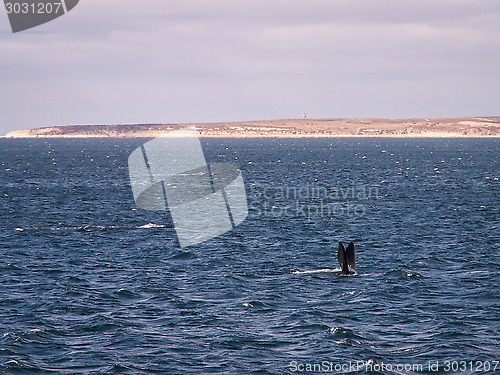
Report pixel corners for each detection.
[1,0,500,135]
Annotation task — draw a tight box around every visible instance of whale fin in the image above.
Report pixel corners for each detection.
[346,241,356,271]
[338,241,349,275]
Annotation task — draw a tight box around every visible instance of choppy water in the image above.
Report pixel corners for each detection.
[0,138,499,374]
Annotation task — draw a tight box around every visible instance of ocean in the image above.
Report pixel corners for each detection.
[0,138,498,374]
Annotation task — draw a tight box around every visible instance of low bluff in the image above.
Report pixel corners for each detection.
[4,117,500,138]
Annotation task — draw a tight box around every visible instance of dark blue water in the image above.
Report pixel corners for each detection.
[0,138,499,374]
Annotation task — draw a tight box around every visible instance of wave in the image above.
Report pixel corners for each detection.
[291,268,338,274]
[14,223,170,232]
[291,268,358,276]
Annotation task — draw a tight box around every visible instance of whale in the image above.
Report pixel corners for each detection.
[338,241,356,275]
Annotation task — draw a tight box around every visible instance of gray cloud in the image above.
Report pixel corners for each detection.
[1,0,499,134]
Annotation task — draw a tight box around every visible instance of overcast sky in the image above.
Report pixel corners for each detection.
[1,0,499,135]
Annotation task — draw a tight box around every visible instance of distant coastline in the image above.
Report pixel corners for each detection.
[3,117,500,138]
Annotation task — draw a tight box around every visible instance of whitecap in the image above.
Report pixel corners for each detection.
[291,268,336,274]
[138,223,165,229]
